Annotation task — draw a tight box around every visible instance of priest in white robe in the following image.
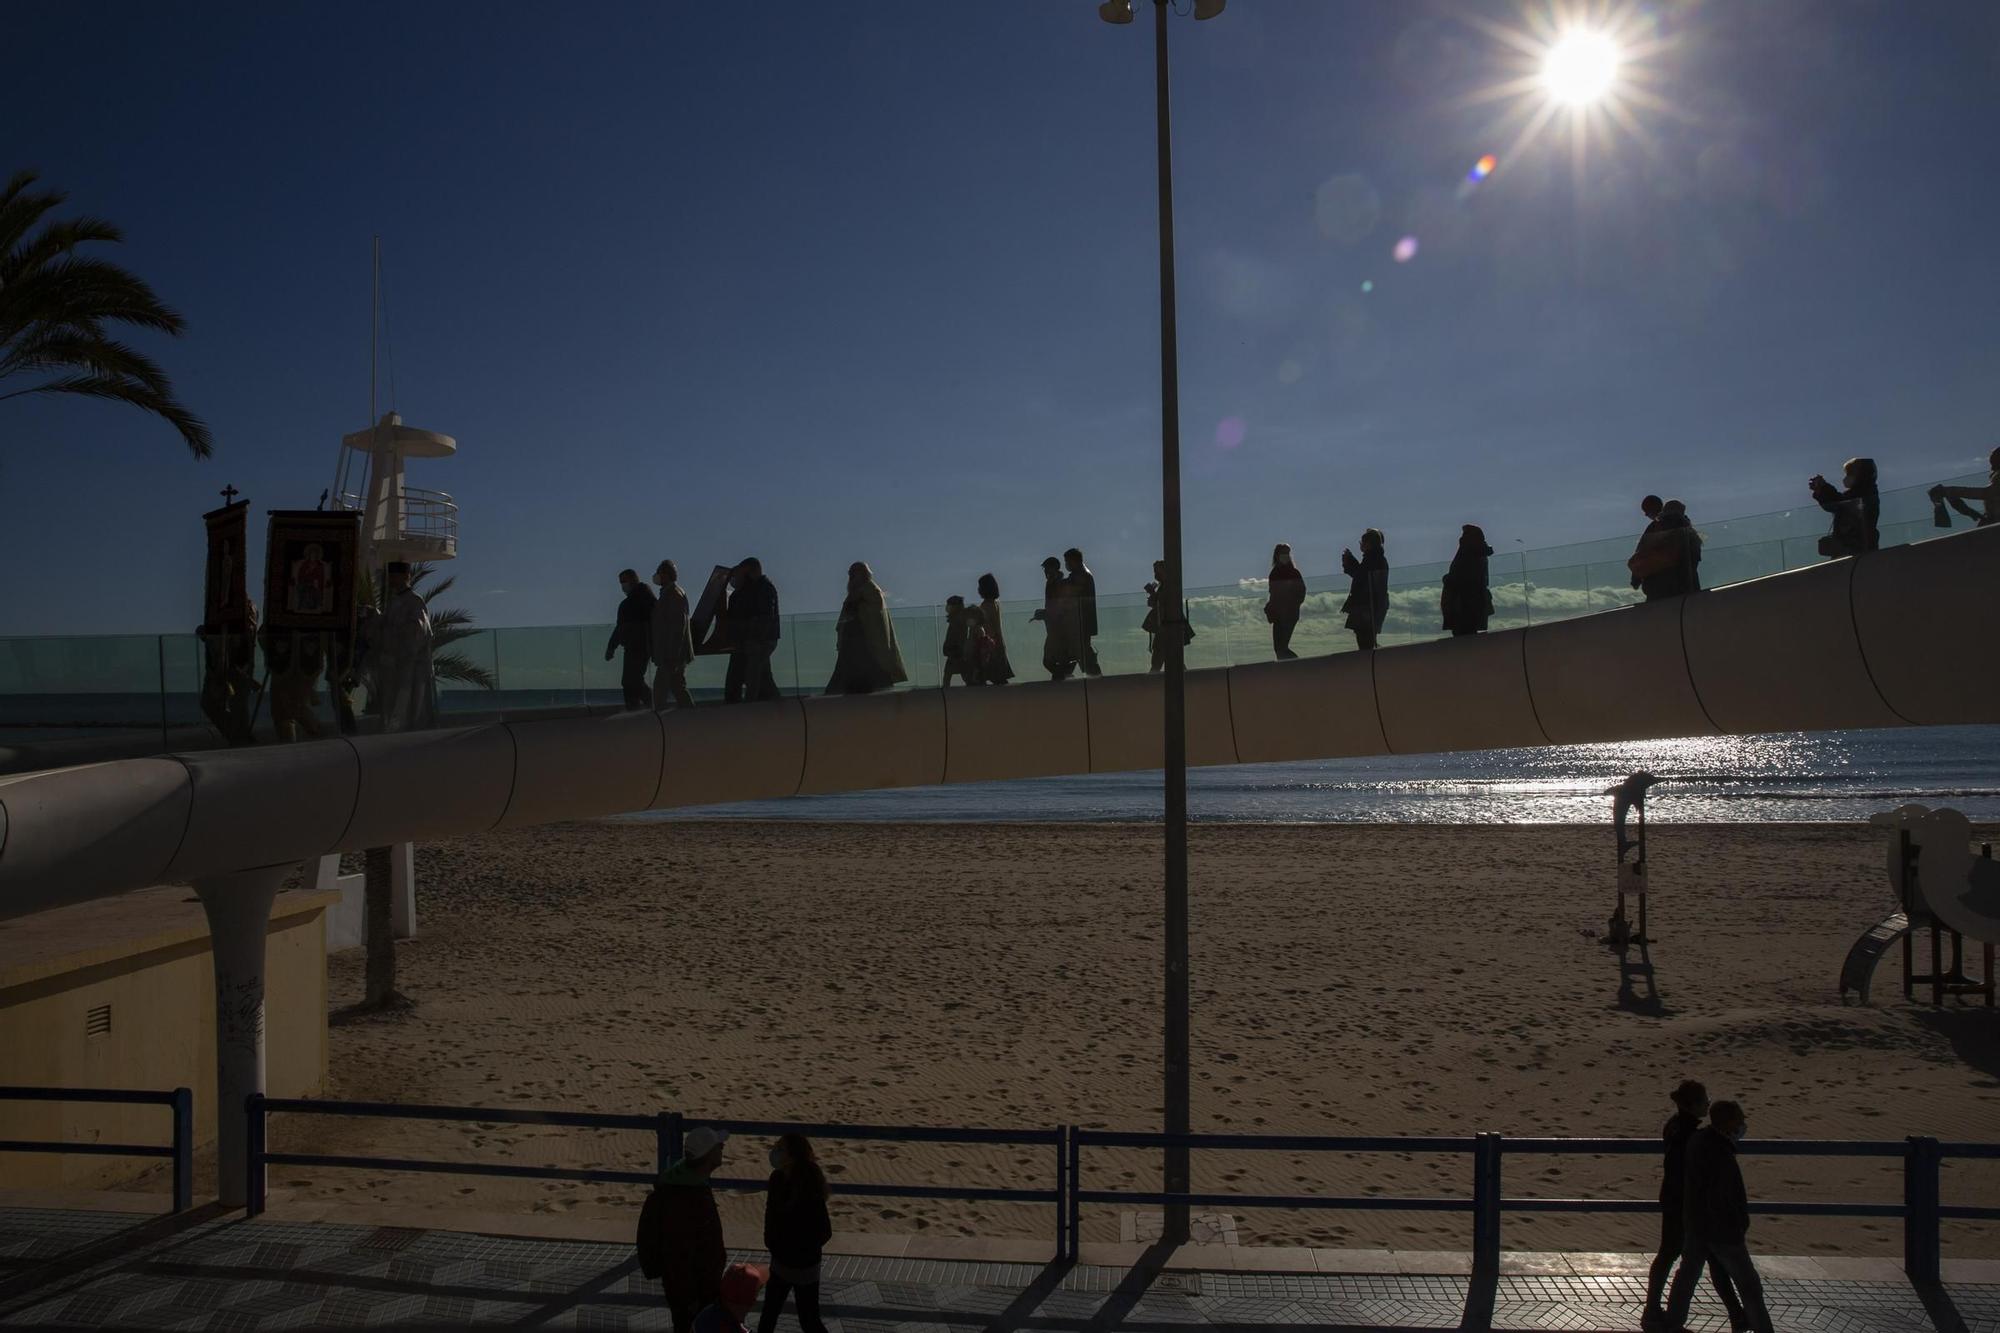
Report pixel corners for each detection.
[374,561,437,732]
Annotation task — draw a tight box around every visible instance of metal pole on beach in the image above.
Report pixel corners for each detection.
[1099,0,1220,1246]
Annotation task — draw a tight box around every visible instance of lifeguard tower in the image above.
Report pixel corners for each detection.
[330,412,458,569]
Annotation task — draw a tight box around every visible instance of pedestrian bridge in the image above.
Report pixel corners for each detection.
[2,523,1994,922]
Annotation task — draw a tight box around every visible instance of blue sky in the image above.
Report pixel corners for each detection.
[6,1,1997,635]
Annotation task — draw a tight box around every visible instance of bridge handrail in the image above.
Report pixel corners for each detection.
[0,1085,194,1213]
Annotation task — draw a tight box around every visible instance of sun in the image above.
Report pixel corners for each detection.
[1542,29,1621,106]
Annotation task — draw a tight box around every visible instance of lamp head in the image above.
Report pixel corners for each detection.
[1097,0,1133,24]
[1193,0,1225,17]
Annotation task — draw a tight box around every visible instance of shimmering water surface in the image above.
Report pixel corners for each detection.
[637,725,2000,824]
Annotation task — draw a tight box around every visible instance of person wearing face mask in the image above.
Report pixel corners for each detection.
[759,1135,833,1333]
[1642,1081,1745,1333]
[1663,1099,1774,1333]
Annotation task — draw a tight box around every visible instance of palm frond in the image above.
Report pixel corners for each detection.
[0,171,62,258]
[0,331,174,393]
[0,372,212,457]
[419,573,457,605]
[431,650,496,691]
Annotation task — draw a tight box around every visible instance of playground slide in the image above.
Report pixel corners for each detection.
[1872,803,2000,946]
[1838,911,1910,1005]
[2,524,1997,921]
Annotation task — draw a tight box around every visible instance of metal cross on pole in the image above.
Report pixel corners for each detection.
[220,485,240,505]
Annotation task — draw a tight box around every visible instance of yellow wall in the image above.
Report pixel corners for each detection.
[0,892,331,1191]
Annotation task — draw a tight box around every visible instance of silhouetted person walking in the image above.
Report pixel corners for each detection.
[1642,1080,1745,1332]
[976,573,1014,685]
[651,560,695,710]
[1663,1100,1775,1333]
[1064,548,1102,676]
[1440,525,1493,636]
[1932,445,2000,527]
[1630,500,1703,600]
[758,1134,833,1333]
[826,562,907,695]
[1340,529,1389,651]
[606,569,655,710]
[724,558,782,704]
[941,595,974,686]
[1143,559,1168,673]
[1810,456,1881,558]
[1266,543,1306,658]
[1033,556,1079,681]
[650,1125,730,1333]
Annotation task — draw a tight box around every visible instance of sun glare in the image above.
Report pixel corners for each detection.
[1542,29,1620,106]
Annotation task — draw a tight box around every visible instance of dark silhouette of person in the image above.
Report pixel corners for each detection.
[651,559,696,710]
[1340,528,1389,651]
[1265,543,1306,658]
[976,573,1015,684]
[1440,525,1493,636]
[1810,456,1881,558]
[758,1133,834,1333]
[650,1125,729,1333]
[1643,1080,1746,1332]
[723,558,782,704]
[1033,556,1079,680]
[1063,548,1102,676]
[825,562,907,695]
[606,569,656,710]
[941,595,974,686]
[1143,559,1169,673]
[1663,1100,1776,1333]
[1932,445,2000,527]
[1630,500,1703,601]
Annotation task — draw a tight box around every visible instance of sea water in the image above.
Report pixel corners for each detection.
[638,724,2000,824]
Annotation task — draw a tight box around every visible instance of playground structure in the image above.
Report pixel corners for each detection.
[0,522,1997,1205]
[1606,770,1658,953]
[1840,804,1999,1006]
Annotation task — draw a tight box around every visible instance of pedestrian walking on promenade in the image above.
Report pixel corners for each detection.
[1340,528,1389,652]
[1034,556,1079,680]
[1266,543,1306,658]
[976,573,1015,685]
[758,1134,834,1333]
[645,1125,730,1333]
[1063,548,1103,676]
[724,558,782,704]
[1440,526,1493,636]
[606,568,656,710]
[826,561,907,695]
[1642,1080,1745,1332]
[1663,1099,1775,1333]
[651,560,695,709]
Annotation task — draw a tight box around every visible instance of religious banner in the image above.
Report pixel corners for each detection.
[691,563,737,656]
[201,496,251,630]
[262,509,362,634]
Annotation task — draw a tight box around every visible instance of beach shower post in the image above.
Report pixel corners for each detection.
[1098,0,1224,1246]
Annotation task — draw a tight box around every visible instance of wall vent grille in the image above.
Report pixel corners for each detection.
[85,1004,112,1037]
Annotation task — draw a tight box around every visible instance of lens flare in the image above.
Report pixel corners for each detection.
[1393,235,1420,263]
[1471,153,1498,180]
[1215,417,1247,449]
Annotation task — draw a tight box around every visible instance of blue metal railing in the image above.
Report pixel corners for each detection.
[1070,1127,2000,1281]
[245,1096,1072,1256]
[0,1085,194,1213]
[234,1095,1998,1283]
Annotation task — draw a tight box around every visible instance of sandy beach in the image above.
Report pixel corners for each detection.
[285,820,1999,1257]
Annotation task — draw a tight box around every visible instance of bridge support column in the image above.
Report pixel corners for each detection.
[194,865,286,1208]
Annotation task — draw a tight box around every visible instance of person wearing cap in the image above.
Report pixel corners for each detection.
[1642,1080,1744,1332]
[693,1261,768,1333]
[654,1125,731,1333]
[374,561,437,731]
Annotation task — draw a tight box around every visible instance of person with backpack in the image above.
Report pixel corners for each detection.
[639,1125,730,1333]
[758,1134,834,1333]
[695,1262,769,1333]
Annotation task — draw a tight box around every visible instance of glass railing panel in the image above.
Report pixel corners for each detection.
[888,604,945,690]
[0,633,169,745]
[490,625,589,711]
[1700,538,1784,590]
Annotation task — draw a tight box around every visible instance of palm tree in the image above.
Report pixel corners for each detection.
[0,170,212,456]
[352,560,493,1015]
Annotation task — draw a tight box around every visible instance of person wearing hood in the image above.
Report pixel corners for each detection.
[650,560,695,710]
[1662,1100,1775,1333]
[758,1134,834,1333]
[1809,456,1881,558]
[1931,445,2000,528]
[649,1125,730,1333]
[826,562,908,695]
[1265,543,1306,659]
[606,568,657,710]
[1440,526,1493,636]
[1340,529,1389,651]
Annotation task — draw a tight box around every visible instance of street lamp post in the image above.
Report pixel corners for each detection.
[1099,0,1222,1248]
